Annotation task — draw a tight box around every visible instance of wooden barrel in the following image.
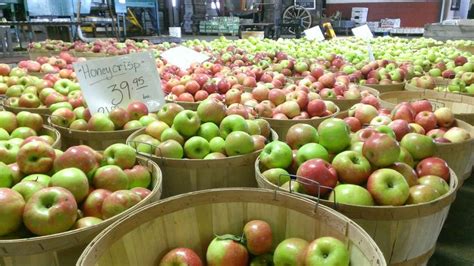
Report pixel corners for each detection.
[264,106,339,140]
[77,188,386,266]
[0,156,162,266]
[379,90,474,125]
[331,86,380,111]
[255,159,460,265]
[366,83,405,94]
[40,125,61,149]
[48,118,142,150]
[165,99,199,111]
[127,128,278,198]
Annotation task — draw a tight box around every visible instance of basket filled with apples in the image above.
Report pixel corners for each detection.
[0,142,163,265]
[126,99,278,198]
[48,101,151,150]
[255,117,461,265]
[77,188,386,266]
[0,110,61,152]
[357,60,407,93]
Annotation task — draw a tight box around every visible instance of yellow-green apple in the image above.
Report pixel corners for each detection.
[400,133,436,160]
[22,174,51,187]
[0,162,13,188]
[254,119,271,139]
[160,128,184,145]
[434,107,454,127]
[54,145,99,178]
[389,162,418,187]
[23,187,77,235]
[285,123,318,149]
[109,108,130,129]
[16,111,43,132]
[184,136,210,159]
[416,157,450,181]
[73,216,103,229]
[206,235,249,266]
[408,123,425,135]
[50,168,89,202]
[159,248,203,266]
[6,85,23,97]
[367,169,409,206]
[0,141,18,164]
[295,143,329,166]
[51,108,76,128]
[279,101,300,118]
[53,79,75,95]
[173,110,201,138]
[406,184,440,204]
[259,141,293,169]
[246,120,261,135]
[362,133,400,167]
[197,122,220,141]
[388,119,411,141]
[101,190,141,219]
[224,131,254,156]
[349,104,378,125]
[103,143,137,169]
[374,125,396,139]
[124,165,151,189]
[0,128,8,140]
[123,120,143,130]
[243,220,272,256]
[17,141,55,174]
[273,238,308,266]
[370,115,392,127]
[87,113,115,131]
[318,118,350,153]
[328,184,374,206]
[12,180,45,202]
[261,168,290,186]
[127,101,148,120]
[304,237,350,266]
[0,111,17,133]
[131,187,151,200]
[155,140,183,159]
[296,159,338,196]
[144,120,169,140]
[10,127,37,139]
[139,115,157,126]
[93,165,129,191]
[209,137,226,154]
[219,114,248,139]
[18,93,41,108]
[83,189,112,218]
[332,151,371,184]
[418,175,450,196]
[0,188,25,236]
[444,127,471,143]
[204,152,226,159]
[391,103,415,123]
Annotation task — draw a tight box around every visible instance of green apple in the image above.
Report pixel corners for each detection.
[124,165,151,189]
[93,165,129,192]
[400,133,436,161]
[160,128,185,145]
[285,123,319,150]
[273,238,308,265]
[219,114,249,139]
[295,143,329,166]
[332,151,372,184]
[318,118,351,153]
[0,188,25,236]
[367,169,409,206]
[22,174,51,187]
[155,139,183,159]
[304,237,350,266]
[261,168,290,186]
[10,127,37,139]
[246,120,261,135]
[197,122,220,141]
[0,128,9,140]
[184,136,210,159]
[329,184,374,206]
[0,140,19,164]
[173,110,201,138]
[103,143,137,169]
[209,136,226,154]
[139,115,157,126]
[49,102,73,113]
[50,168,89,203]
[88,113,115,131]
[375,125,396,139]
[259,141,293,169]
[406,184,441,204]
[12,180,45,202]
[225,131,254,156]
[418,175,449,196]
[0,162,14,188]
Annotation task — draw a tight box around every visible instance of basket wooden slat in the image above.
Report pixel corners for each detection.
[77,188,386,266]
[127,128,278,198]
[165,99,199,111]
[0,156,162,266]
[255,159,460,265]
[40,125,61,149]
[366,83,406,94]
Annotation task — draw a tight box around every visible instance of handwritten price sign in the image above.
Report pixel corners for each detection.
[73,52,165,114]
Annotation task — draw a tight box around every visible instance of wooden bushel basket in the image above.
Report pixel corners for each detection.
[40,125,62,149]
[331,86,380,111]
[264,106,340,140]
[366,82,406,94]
[127,128,278,198]
[165,99,199,111]
[48,117,142,150]
[77,188,386,266]
[0,156,163,266]
[255,159,461,265]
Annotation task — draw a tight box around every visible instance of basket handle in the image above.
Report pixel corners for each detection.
[126,140,167,161]
[275,173,337,213]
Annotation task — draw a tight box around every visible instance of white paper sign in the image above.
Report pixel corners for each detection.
[304,26,325,41]
[73,52,165,114]
[160,46,210,71]
[351,24,374,40]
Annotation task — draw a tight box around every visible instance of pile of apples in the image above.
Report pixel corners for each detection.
[0,110,56,164]
[0,142,153,237]
[345,99,472,144]
[129,99,272,159]
[17,52,81,76]
[158,220,350,266]
[259,117,452,207]
[50,101,151,131]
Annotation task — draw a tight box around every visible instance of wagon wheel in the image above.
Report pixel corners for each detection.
[282,5,312,34]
